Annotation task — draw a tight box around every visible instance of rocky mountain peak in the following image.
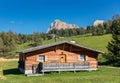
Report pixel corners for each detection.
[93,20,104,26]
[48,19,79,31]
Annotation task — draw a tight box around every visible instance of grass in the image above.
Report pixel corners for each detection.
[40,34,112,52]
[0,61,120,83]
[15,34,111,53]
[73,34,111,52]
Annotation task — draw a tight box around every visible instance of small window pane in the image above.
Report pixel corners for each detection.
[80,55,85,61]
[39,56,45,62]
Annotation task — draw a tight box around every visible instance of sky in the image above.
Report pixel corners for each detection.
[0,0,120,34]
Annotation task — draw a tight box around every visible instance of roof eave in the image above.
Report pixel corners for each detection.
[19,41,105,54]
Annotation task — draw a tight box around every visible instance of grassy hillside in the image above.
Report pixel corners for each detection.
[16,34,111,52]
[0,61,120,83]
[70,34,111,52]
[41,34,111,52]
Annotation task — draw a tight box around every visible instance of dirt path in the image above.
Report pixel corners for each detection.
[99,66,120,69]
[0,58,18,61]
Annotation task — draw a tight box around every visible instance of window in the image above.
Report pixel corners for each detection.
[80,55,85,61]
[39,55,45,62]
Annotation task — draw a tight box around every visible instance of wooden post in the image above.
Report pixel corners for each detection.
[74,63,76,73]
[69,45,72,51]
[74,70,76,73]
[42,63,44,75]
[58,63,60,74]
[58,70,60,74]
[62,44,65,50]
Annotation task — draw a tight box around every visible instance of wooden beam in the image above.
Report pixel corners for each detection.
[62,44,65,50]
[54,45,58,52]
[69,45,72,52]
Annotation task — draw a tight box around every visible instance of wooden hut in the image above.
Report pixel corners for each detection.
[18,41,104,75]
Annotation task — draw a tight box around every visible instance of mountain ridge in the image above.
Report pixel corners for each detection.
[48,19,79,31]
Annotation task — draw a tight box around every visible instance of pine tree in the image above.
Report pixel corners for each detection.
[105,20,112,34]
[106,15,120,66]
[0,37,4,56]
[32,32,42,46]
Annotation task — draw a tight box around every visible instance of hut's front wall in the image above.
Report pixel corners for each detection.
[25,49,80,74]
[24,48,98,74]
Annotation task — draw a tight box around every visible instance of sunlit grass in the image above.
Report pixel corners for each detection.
[15,34,111,52]
[43,34,111,52]
[0,61,120,83]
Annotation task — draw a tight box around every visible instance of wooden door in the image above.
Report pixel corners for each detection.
[60,54,66,63]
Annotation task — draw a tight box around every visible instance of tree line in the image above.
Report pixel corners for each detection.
[0,31,52,58]
[48,19,112,37]
[86,20,112,35]
[48,28,86,37]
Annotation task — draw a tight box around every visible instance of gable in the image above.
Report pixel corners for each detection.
[19,41,104,56]
[22,43,99,58]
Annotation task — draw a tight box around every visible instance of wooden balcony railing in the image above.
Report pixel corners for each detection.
[39,62,90,73]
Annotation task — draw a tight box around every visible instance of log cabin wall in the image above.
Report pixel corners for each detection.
[72,47,98,69]
[25,49,80,70]
[20,43,100,74]
[41,49,80,63]
[24,49,98,71]
[86,52,98,69]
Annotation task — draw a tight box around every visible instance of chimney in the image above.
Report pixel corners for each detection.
[70,41,75,43]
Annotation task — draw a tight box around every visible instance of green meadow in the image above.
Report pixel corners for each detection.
[0,34,120,83]
[16,34,111,52]
[0,61,120,83]
[43,34,111,52]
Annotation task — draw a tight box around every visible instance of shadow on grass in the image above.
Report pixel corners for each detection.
[3,68,23,75]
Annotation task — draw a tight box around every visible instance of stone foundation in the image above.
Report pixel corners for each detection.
[25,70,33,74]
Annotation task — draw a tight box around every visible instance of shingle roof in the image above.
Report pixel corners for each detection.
[19,41,104,54]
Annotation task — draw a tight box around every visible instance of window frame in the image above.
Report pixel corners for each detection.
[80,54,86,61]
[38,55,45,62]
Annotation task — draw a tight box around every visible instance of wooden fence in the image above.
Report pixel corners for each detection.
[32,62,90,74]
[39,62,90,74]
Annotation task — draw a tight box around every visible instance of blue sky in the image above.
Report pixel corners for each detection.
[0,0,120,34]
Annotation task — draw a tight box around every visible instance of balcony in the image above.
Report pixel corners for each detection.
[32,62,90,74]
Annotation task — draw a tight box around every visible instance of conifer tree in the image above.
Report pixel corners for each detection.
[0,37,4,56]
[32,32,42,46]
[106,15,120,66]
